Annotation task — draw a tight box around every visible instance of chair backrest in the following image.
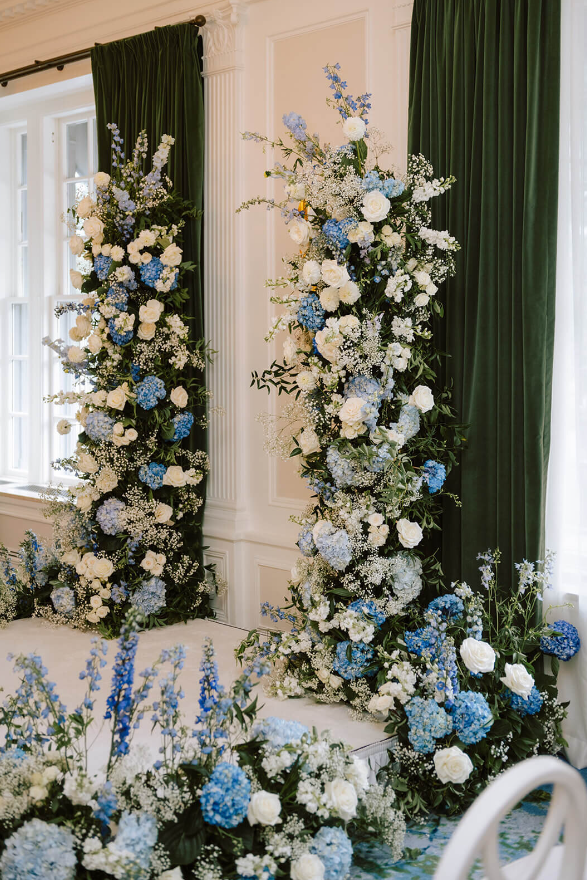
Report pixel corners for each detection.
[433,756,587,880]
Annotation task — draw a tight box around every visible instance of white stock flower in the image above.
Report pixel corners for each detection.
[500,663,534,699]
[154,503,173,524]
[76,195,94,218]
[139,299,164,323]
[170,386,188,408]
[299,428,321,456]
[83,217,104,239]
[94,172,110,188]
[137,322,156,340]
[361,190,390,223]
[434,747,473,784]
[321,259,349,288]
[396,518,423,548]
[409,385,434,413]
[319,287,340,311]
[288,217,312,247]
[291,854,326,880]
[324,778,358,820]
[302,260,321,285]
[161,243,182,266]
[247,791,282,826]
[342,116,366,141]
[69,235,85,256]
[56,419,71,435]
[338,280,361,304]
[70,270,83,290]
[296,371,317,392]
[459,638,496,674]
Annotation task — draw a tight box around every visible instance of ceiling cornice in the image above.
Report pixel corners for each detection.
[0,0,67,26]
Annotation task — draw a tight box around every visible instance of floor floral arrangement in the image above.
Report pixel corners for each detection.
[237,64,580,816]
[0,127,212,635]
[0,612,405,879]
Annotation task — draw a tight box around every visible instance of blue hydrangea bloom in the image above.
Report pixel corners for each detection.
[348,599,386,627]
[297,525,316,557]
[130,363,141,382]
[131,577,166,616]
[93,781,118,830]
[366,444,392,473]
[108,317,134,345]
[139,257,163,288]
[404,697,453,754]
[200,762,251,828]
[253,716,309,746]
[404,625,439,658]
[344,376,382,431]
[85,411,115,442]
[136,375,166,410]
[540,620,581,661]
[94,254,112,281]
[112,811,157,868]
[322,218,356,251]
[297,294,325,330]
[106,286,128,311]
[505,686,544,717]
[333,640,375,680]
[423,460,447,494]
[50,586,75,617]
[171,411,194,441]
[362,171,405,199]
[310,826,353,880]
[138,461,167,489]
[428,594,464,620]
[393,404,420,441]
[96,498,126,535]
[315,526,352,571]
[390,552,423,598]
[0,818,76,880]
[326,446,363,488]
[450,691,493,744]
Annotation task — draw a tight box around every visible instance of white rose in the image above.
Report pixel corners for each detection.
[125,428,138,442]
[158,870,183,880]
[316,668,331,684]
[106,387,127,411]
[409,385,434,413]
[140,550,159,573]
[342,116,366,141]
[321,259,349,288]
[368,693,394,714]
[339,397,366,428]
[92,390,107,406]
[75,315,92,338]
[86,612,99,624]
[163,465,188,488]
[324,778,358,820]
[302,260,321,285]
[68,345,85,364]
[368,513,384,527]
[70,270,83,290]
[61,550,81,566]
[361,190,390,223]
[69,235,85,256]
[380,225,403,248]
[247,790,282,826]
[139,299,164,323]
[78,453,98,474]
[110,245,124,262]
[338,280,361,304]
[161,243,182,266]
[460,638,496,674]
[56,419,71,435]
[76,195,94,218]
[288,217,312,247]
[414,270,431,287]
[414,293,430,308]
[87,335,102,354]
[29,785,49,802]
[96,468,118,493]
[76,493,93,513]
[83,217,104,239]
[101,244,112,256]
[319,288,340,312]
[92,558,114,580]
[434,747,473,784]
[94,172,110,188]
[500,663,534,699]
[170,386,189,408]
[291,854,325,880]
[396,518,423,548]
[299,428,321,456]
[137,322,156,341]
[329,674,343,689]
[141,252,152,264]
[90,595,103,610]
[154,503,173,524]
[296,371,317,392]
[338,315,360,336]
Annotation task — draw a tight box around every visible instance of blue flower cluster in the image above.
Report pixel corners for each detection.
[96,498,126,535]
[405,697,453,754]
[310,826,353,880]
[366,445,392,474]
[395,404,421,440]
[106,286,128,311]
[362,170,405,198]
[404,625,439,659]
[540,620,581,661]
[297,293,325,331]
[0,819,77,880]
[322,218,356,251]
[130,362,141,382]
[139,256,163,288]
[253,716,309,746]
[326,446,362,488]
[298,525,316,557]
[85,411,115,442]
[113,812,157,869]
[450,691,493,744]
[348,599,386,628]
[131,577,166,616]
[93,781,118,831]
[104,619,139,757]
[136,375,166,410]
[423,460,447,494]
[171,411,194,441]
[427,594,464,620]
[333,640,375,680]
[345,375,382,431]
[323,63,372,122]
[505,686,544,717]
[111,582,128,604]
[138,461,166,489]
[390,552,423,598]
[94,254,113,281]
[282,112,309,143]
[200,762,251,828]
[50,586,75,617]
[108,317,134,345]
[315,526,352,571]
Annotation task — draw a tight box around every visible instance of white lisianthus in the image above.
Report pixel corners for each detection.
[500,663,534,699]
[94,172,110,188]
[138,229,156,247]
[414,293,430,308]
[342,116,366,141]
[69,235,85,256]
[162,465,188,488]
[83,217,104,239]
[291,854,325,880]
[68,345,85,364]
[170,386,189,408]
[161,243,183,266]
[296,371,317,392]
[434,747,473,784]
[288,217,312,247]
[247,791,282,826]
[70,270,83,290]
[139,299,165,323]
[76,195,94,218]
[380,225,403,248]
[324,778,358,820]
[321,259,349,288]
[77,453,98,474]
[301,260,321,285]
[361,190,391,223]
[137,322,156,341]
[338,280,361,304]
[56,419,71,435]
[396,518,423,548]
[338,315,360,336]
[110,245,124,262]
[319,287,340,311]
[299,428,321,456]
[460,638,496,674]
[409,385,434,413]
[154,503,173,524]
[106,386,127,411]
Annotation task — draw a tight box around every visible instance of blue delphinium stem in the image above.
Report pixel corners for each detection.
[76,637,108,770]
[151,645,186,770]
[104,609,142,773]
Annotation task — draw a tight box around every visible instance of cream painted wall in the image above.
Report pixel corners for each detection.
[0,0,413,627]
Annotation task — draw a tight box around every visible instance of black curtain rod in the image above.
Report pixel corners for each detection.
[0,14,206,88]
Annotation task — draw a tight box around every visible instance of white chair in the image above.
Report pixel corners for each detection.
[433,756,587,880]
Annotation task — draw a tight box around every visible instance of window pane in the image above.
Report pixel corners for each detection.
[11,360,28,413]
[11,303,28,356]
[91,118,98,174]
[11,416,27,470]
[19,246,28,297]
[66,122,89,178]
[20,134,27,186]
[56,421,80,460]
[20,188,27,242]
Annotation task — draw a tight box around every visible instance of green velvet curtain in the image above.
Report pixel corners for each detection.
[408,0,560,586]
[91,24,207,566]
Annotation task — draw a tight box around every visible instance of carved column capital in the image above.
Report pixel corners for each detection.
[201,1,246,76]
